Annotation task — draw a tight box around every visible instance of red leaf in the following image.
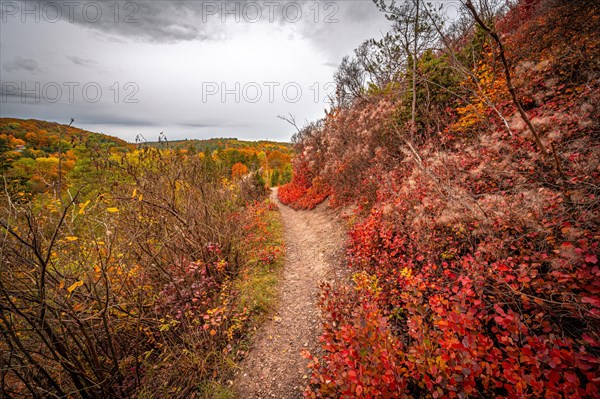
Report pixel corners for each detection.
[561,242,574,249]
[582,296,600,308]
[356,385,363,396]
[585,254,598,264]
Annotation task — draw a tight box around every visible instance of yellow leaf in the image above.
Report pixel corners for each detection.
[78,200,91,215]
[66,236,78,241]
[132,189,137,199]
[138,194,143,202]
[67,280,84,295]
[106,207,119,213]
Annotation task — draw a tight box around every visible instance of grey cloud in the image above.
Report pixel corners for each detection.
[26,1,386,44]
[179,117,254,127]
[17,1,390,71]
[76,115,160,127]
[28,0,235,43]
[66,56,98,67]
[179,121,227,128]
[2,56,41,73]
[294,1,391,63]
[0,82,52,103]
[1,1,392,142]
[0,87,21,99]
[76,115,247,132]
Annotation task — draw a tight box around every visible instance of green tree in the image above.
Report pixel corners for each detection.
[0,136,9,170]
[271,170,280,187]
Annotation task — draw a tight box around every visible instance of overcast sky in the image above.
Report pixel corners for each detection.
[0,0,396,142]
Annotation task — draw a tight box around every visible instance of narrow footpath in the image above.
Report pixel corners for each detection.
[234,189,346,398]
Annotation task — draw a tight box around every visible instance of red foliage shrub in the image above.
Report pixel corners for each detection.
[300,0,600,397]
[304,281,407,398]
[154,250,224,323]
[306,194,599,397]
[278,156,330,210]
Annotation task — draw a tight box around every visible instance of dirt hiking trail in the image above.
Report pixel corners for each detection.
[234,189,346,398]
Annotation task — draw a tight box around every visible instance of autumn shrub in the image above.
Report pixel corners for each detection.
[278,178,331,210]
[303,278,408,399]
[278,155,330,210]
[232,161,249,179]
[299,0,600,397]
[0,147,282,398]
[306,159,599,397]
[318,98,400,208]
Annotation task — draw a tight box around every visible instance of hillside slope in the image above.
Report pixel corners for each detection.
[0,118,132,193]
[0,118,131,154]
[280,0,600,397]
[0,123,284,397]
[0,118,293,194]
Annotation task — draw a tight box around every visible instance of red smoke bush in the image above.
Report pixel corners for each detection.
[297,0,600,396]
[278,155,330,210]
